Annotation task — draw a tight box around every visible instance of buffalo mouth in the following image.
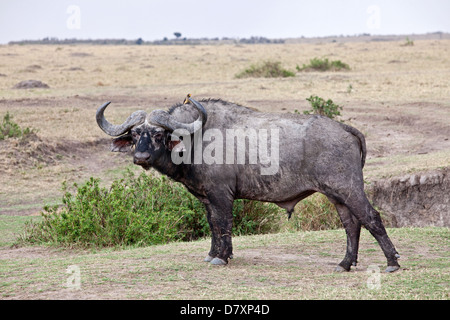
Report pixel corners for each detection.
[133,158,152,170]
[133,160,151,170]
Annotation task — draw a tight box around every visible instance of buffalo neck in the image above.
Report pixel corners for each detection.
[151,150,186,182]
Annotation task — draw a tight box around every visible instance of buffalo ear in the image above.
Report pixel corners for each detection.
[168,140,187,152]
[166,134,187,152]
[111,134,133,152]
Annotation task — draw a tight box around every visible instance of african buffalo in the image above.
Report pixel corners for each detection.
[96,95,400,272]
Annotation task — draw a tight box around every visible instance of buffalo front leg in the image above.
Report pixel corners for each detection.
[204,199,234,265]
[333,203,361,272]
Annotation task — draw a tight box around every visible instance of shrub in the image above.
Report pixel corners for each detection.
[283,193,341,231]
[232,199,283,236]
[0,112,33,140]
[19,171,283,248]
[401,37,414,47]
[297,57,350,72]
[236,60,295,78]
[329,59,350,70]
[302,95,343,119]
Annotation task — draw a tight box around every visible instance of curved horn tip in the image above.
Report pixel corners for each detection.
[96,101,146,137]
[97,101,112,113]
[187,96,208,124]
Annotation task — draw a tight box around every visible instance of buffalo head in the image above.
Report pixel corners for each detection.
[96,97,207,170]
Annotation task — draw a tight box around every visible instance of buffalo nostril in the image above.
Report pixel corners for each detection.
[134,152,150,164]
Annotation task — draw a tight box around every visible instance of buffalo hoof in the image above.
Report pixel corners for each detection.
[334,265,349,273]
[385,265,400,273]
[210,257,227,266]
[204,255,214,262]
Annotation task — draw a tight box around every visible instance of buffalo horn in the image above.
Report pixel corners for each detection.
[96,102,147,136]
[148,96,207,134]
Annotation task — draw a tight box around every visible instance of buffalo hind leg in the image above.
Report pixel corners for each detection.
[331,201,361,272]
[345,196,400,272]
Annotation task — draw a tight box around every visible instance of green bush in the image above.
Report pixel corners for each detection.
[236,60,295,78]
[402,37,414,47]
[297,57,350,72]
[302,95,343,119]
[232,199,282,236]
[20,171,283,248]
[329,59,350,70]
[284,194,341,231]
[0,112,33,140]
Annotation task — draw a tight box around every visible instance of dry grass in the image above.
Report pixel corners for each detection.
[0,40,449,102]
[0,39,449,213]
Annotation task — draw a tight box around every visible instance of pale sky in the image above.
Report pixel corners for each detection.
[1,0,449,44]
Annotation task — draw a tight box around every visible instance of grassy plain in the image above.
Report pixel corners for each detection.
[1,41,449,191]
[0,39,449,299]
[1,216,448,300]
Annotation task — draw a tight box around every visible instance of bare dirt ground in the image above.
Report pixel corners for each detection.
[0,36,449,300]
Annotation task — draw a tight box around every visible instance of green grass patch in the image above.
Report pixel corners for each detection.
[236,60,295,78]
[0,215,41,246]
[0,112,35,140]
[297,57,350,72]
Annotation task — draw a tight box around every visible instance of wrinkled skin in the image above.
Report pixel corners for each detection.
[96,98,400,272]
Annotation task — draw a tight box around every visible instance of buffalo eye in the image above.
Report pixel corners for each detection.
[153,132,164,140]
[131,130,140,142]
